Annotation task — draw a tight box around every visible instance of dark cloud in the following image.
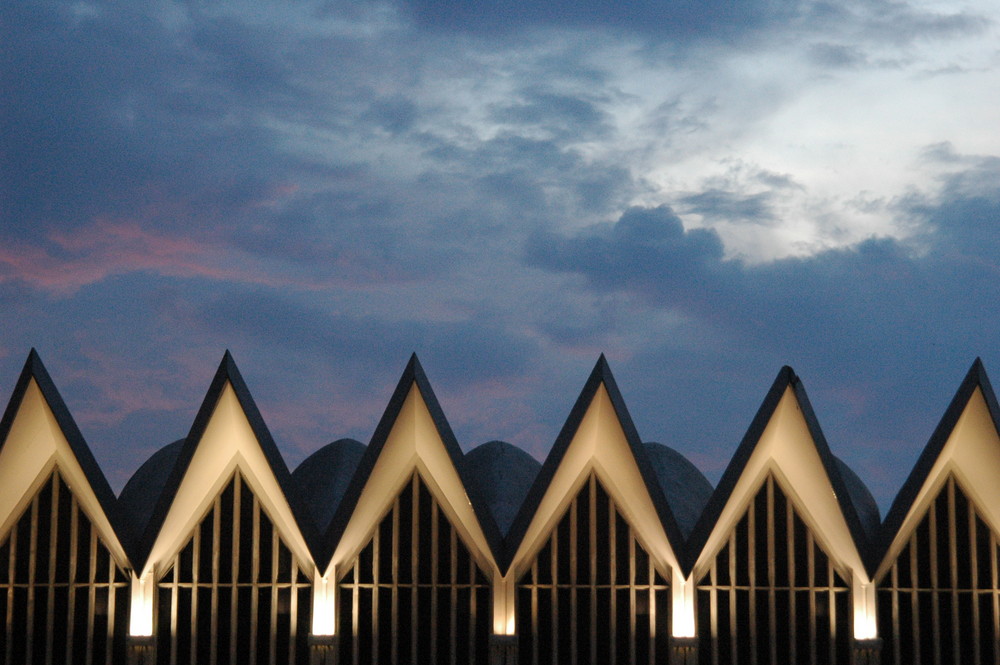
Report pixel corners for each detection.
[403,0,793,39]
[1,1,306,241]
[525,171,1000,507]
[399,0,989,53]
[368,97,419,134]
[679,190,776,223]
[526,206,728,309]
[491,89,612,141]
[808,43,870,69]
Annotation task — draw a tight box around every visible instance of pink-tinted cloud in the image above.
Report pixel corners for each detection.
[0,218,328,294]
[61,348,195,428]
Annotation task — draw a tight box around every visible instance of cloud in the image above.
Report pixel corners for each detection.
[3,0,999,507]
[0,219,334,294]
[523,163,1000,507]
[808,43,871,70]
[403,0,792,39]
[399,0,989,53]
[679,190,776,224]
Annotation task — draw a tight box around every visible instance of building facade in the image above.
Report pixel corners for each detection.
[1,350,999,664]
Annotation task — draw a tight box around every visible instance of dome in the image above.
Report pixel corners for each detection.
[291,438,366,532]
[464,440,541,536]
[118,439,184,546]
[642,442,713,538]
[833,456,881,539]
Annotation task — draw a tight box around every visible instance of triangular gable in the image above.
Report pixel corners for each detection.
[134,352,315,578]
[876,359,1000,579]
[686,367,871,582]
[320,355,502,579]
[0,350,128,567]
[502,355,685,578]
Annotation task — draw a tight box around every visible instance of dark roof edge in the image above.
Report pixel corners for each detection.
[598,356,688,569]
[319,354,504,570]
[0,350,124,561]
[789,370,876,575]
[410,356,505,564]
[684,367,792,575]
[500,355,686,574]
[876,358,996,571]
[683,366,874,576]
[133,351,318,571]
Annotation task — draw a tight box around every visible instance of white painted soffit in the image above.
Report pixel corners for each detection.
[0,378,129,567]
[325,383,495,580]
[508,383,679,579]
[877,387,1000,579]
[141,382,313,578]
[691,386,867,582]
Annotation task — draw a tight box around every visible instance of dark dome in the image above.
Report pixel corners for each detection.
[118,439,184,546]
[833,456,880,539]
[642,442,713,538]
[464,441,541,536]
[291,438,366,532]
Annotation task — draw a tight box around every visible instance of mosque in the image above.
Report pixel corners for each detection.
[0,348,996,665]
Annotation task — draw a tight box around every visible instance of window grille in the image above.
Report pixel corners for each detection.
[0,469,129,665]
[696,473,851,665]
[155,471,312,665]
[877,474,1000,665]
[515,472,671,665]
[336,472,491,665]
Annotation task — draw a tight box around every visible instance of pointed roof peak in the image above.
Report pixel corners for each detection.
[20,348,53,386]
[317,352,504,569]
[131,354,310,571]
[219,349,241,377]
[878,359,1000,569]
[583,353,618,395]
[499,357,686,573]
[684,365,873,575]
[771,365,802,389]
[405,352,425,379]
[967,357,990,384]
[947,357,997,414]
[0,348,123,562]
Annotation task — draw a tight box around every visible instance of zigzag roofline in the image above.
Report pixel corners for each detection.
[876,358,1000,569]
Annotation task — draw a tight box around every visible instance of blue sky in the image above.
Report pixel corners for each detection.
[3,0,1000,511]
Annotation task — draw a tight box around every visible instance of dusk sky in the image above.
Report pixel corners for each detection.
[4,0,1000,512]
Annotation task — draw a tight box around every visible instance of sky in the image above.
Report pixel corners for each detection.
[4,0,1000,513]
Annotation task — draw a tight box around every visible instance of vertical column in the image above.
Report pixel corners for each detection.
[671,569,698,664]
[490,572,517,665]
[310,571,338,665]
[852,576,881,665]
[489,634,518,665]
[128,572,156,665]
[308,635,338,665]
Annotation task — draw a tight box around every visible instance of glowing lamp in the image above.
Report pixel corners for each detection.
[312,576,337,636]
[129,573,155,637]
[853,580,878,640]
[671,571,696,638]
